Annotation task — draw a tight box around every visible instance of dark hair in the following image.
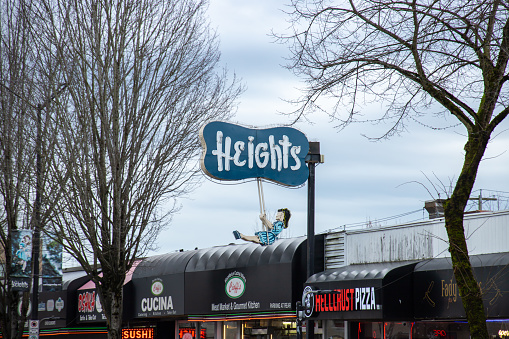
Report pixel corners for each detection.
[278,208,291,228]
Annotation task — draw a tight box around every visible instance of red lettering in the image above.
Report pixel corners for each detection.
[433,330,446,337]
[344,289,349,311]
[350,289,355,311]
[78,291,96,312]
[318,294,323,312]
[333,291,338,311]
[228,281,242,294]
[345,289,349,311]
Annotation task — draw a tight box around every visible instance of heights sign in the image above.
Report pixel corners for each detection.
[199,121,309,186]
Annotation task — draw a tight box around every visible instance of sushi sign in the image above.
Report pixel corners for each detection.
[199,121,309,186]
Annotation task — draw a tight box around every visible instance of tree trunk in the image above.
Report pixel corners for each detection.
[102,284,124,339]
[444,130,491,339]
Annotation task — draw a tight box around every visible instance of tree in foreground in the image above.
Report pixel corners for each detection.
[0,0,57,337]
[34,0,242,338]
[281,0,509,337]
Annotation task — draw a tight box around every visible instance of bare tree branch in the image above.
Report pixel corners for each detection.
[279,0,509,337]
[32,0,242,338]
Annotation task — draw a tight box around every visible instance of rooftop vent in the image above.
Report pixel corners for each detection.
[424,199,446,219]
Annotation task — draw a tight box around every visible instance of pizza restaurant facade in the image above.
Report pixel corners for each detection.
[303,252,509,339]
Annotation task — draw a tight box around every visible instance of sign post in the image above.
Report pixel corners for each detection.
[305,142,323,339]
[200,121,324,338]
[29,320,39,339]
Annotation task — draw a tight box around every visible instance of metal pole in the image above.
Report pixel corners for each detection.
[307,162,316,278]
[31,105,42,320]
[30,84,67,324]
[305,141,322,339]
[31,104,42,322]
[306,160,315,339]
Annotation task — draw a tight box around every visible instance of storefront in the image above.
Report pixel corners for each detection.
[413,252,509,339]
[128,236,324,339]
[67,262,140,338]
[130,249,195,338]
[303,261,418,339]
[30,271,96,338]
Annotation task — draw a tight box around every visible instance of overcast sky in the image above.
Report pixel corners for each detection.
[149,0,509,255]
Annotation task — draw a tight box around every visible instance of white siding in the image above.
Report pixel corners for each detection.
[324,210,509,265]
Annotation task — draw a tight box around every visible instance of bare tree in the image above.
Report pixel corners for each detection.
[0,0,39,337]
[33,0,242,338]
[280,0,509,337]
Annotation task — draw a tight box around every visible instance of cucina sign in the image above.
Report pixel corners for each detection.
[199,121,309,186]
[141,295,173,312]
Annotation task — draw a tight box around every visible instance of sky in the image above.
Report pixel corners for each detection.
[148,0,509,255]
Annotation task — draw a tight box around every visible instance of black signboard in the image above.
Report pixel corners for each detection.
[185,264,294,315]
[38,291,67,328]
[133,274,185,318]
[414,253,509,319]
[76,288,107,323]
[305,261,417,321]
[305,281,384,320]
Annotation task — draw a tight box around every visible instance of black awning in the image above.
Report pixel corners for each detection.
[185,236,305,272]
[185,237,309,316]
[305,261,417,321]
[133,250,197,277]
[131,251,197,318]
[414,252,509,319]
[129,236,324,319]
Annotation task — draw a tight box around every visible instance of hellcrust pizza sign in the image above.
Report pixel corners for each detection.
[303,286,381,319]
[199,121,309,186]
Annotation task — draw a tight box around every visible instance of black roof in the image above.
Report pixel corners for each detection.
[415,252,509,272]
[307,260,417,283]
[133,236,306,277]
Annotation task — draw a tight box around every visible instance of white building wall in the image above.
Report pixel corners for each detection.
[335,210,509,265]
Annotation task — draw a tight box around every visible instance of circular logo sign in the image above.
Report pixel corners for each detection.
[302,286,315,318]
[225,276,246,299]
[151,280,164,296]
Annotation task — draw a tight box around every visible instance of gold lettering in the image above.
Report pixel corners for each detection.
[441,279,458,303]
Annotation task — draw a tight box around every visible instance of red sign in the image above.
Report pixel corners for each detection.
[432,329,447,337]
[122,328,154,339]
[78,291,96,312]
[179,328,206,339]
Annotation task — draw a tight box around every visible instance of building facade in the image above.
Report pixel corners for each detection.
[24,209,509,339]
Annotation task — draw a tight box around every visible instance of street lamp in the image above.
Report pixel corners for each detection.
[305,142,324,339]
[0,81,66,337]
[31,84,67,324]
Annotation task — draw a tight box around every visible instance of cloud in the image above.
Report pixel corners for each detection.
[149,0,509,255]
